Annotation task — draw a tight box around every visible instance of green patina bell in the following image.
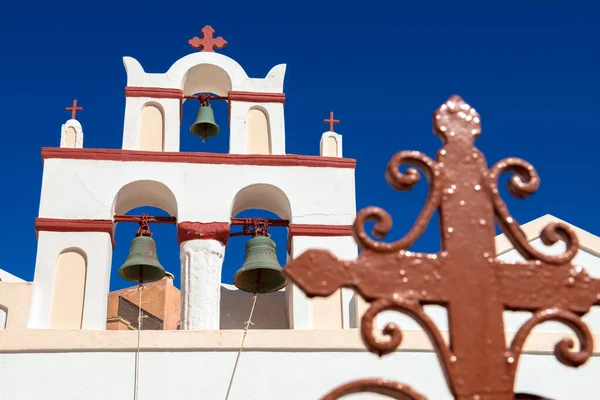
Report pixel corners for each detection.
[118,235,166,283]
[190,104,220,139]
[234,235,287,294]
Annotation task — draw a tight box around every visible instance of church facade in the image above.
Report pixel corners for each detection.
[0,26,599,400]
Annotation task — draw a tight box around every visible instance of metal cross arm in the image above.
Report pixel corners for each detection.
[283,95,600,400]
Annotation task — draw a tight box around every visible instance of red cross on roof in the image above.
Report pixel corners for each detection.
[66,99,83,119]
[188,25,228,53]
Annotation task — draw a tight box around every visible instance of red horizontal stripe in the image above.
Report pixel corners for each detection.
[124,87,183,99]
[35,218,115,247]
[41,148,356,169]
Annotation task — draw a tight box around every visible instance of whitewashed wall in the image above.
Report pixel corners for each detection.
[0,350,597,399]
[38,158,355,224]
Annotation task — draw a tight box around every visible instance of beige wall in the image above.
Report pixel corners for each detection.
[311,290,343,329]
[0,282,32,330]
[50,250,87,329]
[65,127,77,148]
[324,136,338,157]
[246,108,271,154]
[139,104,164,152]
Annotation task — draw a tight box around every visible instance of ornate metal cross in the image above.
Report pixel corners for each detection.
[284,95,599,400]
[65,99,83,119]
[188,25,228,53]
[324,111,340,132]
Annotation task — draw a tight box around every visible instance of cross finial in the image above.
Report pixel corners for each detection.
[188,25,228,53]
[66,99,83,120]
[324,111,340,132]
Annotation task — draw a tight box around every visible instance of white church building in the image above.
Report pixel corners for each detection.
[0,26,599,400]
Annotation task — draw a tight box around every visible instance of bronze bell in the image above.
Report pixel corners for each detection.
[118,235,166,283]
[190,103,220,139]
[234,235,287,294]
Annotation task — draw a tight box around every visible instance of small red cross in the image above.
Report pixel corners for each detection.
[188,25,228,52]
[324,111,340,132]
[66,99,83,119]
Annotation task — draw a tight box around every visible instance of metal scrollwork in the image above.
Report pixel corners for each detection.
[484,158,579,264]
[353,151,441,252]
[283,95,599,400]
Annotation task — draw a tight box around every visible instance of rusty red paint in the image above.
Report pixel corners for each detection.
[114,215,177,224]
[124,87,183,99]
[228,91,286,103]
[41,148,356,169]
[66,99,83,119]
[35,218,114,247]
[289,224,352,237]
[188,25,227,52]
[283,95,597,400]
[177,222,230,245]
[324,111,340,132]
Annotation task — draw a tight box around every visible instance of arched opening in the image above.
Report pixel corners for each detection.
[221,184,291,329]
[139,103,165,152]
[181,64,232,97]
[108,181,180,330]
[246,107,271,154]
[0,305,7,330]
[49,249,87,329]
[65,126,77,148]
[112,180,178,217]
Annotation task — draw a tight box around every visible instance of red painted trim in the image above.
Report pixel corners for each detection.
[287,224,354,254]
[35,218,115,247]
[41,148,356,169]
[289,224,353,237]
[178,222,230,245]
[228,91,285,103]
[125,87,183,99]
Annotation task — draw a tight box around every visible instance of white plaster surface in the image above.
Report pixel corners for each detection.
[289,236,358,329]
[38,158,356,225]
[229,101,285,155]
[0,350,597,399]
[28,231,112,330]
[0,268,25,282]
[320,131,343,157]
[180,239,225,330]
[122,97,179,151]
[121,52,286,153]
[60,119,83,148]
[123,53,285,93]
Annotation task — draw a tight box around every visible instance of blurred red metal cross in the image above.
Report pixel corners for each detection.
[66,99,83,119]
[188,25,228,52]
[324,111,339,132]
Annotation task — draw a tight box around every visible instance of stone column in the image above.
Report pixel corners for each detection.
[178,222,230,330]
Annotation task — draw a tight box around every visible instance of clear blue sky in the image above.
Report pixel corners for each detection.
[1,1,598,291]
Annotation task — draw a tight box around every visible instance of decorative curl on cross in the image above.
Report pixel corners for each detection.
[283,94,600,400]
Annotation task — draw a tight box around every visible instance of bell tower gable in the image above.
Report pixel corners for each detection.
[122,26,287,155]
